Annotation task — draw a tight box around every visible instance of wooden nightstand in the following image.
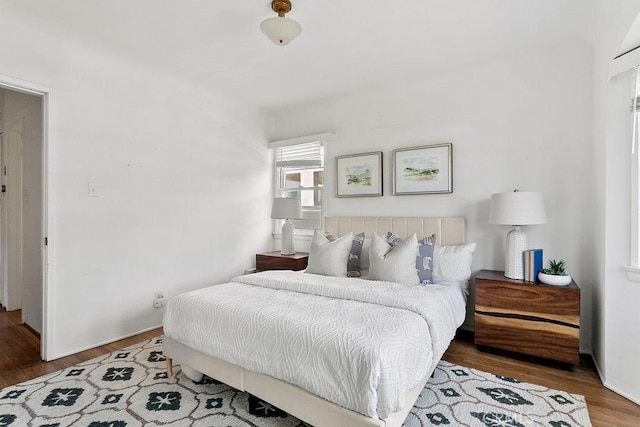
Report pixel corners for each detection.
[474,269,580,365]
[256,251,308,272]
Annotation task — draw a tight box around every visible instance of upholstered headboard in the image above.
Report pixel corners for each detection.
[324,217,465,246]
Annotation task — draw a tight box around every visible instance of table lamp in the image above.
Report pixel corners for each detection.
[271,197,302,255]
[490,190,546,279]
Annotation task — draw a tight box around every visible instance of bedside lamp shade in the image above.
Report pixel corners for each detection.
[490,191,546,279]
[271,197,302,255]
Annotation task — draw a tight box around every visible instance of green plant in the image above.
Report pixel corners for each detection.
[540,259,567,276]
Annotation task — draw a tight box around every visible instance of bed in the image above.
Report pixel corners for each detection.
[163,216,470,427]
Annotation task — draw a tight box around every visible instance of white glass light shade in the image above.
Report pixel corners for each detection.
[271,197,302,220]
[489,191,546,225]
[260,16,302,45]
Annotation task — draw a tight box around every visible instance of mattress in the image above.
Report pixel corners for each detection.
[163,270,466,419]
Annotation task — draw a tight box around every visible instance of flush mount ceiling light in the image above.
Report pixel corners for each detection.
[260,0,302,46]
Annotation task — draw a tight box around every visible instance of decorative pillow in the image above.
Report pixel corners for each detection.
[369,233,419,285]
[385,232,436,285]
[433,243,477,282]
[306,231,353,277]
[347,233,365,277]
[360,238,372,270]
[417,234,436,285]
[324,232,365,277]
[383,231,403,246]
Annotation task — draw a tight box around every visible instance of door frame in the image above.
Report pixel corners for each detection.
[0,74,55,361]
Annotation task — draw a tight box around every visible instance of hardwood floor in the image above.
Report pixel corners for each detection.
[0,306,162,389]
[1,308,638,426]
[444,331,640,427]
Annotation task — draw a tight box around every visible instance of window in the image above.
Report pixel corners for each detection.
[273,139,325,234]
[608,54,640,281]
[613,61,640,280]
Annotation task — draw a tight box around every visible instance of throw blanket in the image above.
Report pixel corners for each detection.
[163,270,466,419]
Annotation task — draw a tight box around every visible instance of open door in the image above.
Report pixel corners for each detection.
[0,118,24,312]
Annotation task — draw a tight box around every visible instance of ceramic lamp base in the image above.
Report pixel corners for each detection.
[281,219,295,255]
[504,226,526,280]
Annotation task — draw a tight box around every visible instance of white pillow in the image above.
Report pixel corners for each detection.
[305,231,353,277]
[433,243,477,282]
[368,233,419,285]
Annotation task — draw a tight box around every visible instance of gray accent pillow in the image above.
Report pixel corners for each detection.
[306,231,353,277]
[417,234,436,285]
[360,238,372,270]
[369,233,419,285]
[347,232,365,277]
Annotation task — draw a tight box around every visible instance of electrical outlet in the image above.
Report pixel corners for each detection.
[88,183,97,197]
[153,298,166,308]
[155,291,164,299]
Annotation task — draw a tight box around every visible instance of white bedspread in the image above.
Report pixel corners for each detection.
[163,270,466,419]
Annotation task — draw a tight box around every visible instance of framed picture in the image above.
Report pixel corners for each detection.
[335,151,383,197]
[393,143,453,195]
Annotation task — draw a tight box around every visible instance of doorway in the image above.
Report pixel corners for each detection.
[0,76,51,360]
[1,116,25,312]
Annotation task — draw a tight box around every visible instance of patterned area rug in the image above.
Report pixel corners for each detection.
[0,337,591,426]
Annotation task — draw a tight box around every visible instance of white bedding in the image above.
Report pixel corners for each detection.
[162,270,466,419]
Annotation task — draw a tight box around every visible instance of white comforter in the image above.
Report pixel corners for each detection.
[163,270,466,419]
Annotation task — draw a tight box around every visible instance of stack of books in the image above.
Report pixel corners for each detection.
[523,249,543,282]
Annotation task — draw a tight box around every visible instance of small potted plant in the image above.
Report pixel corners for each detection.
[538,259,572,286]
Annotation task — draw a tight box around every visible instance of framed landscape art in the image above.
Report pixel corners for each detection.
[393,143,453,195]
[335,151,383,197]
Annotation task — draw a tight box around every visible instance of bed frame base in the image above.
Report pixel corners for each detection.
[163,336,431,427]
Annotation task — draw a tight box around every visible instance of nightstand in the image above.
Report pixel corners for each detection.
[255,251,308,272]
[474,269,580,365]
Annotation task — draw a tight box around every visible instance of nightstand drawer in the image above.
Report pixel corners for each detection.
[256,251,308,272]
[475,313,580,364]
[475,279,580,326]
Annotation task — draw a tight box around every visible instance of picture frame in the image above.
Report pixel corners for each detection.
[335,151,383,197]
[392,143,453,195]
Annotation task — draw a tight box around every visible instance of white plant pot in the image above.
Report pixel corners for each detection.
[538,272,572,286]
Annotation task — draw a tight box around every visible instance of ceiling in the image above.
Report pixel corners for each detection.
[7,0,592,113]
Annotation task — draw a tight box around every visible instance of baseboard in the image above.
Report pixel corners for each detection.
[51,324,163,360]
[23,322,41,338]
[592,352,605,382]
[592,354,640,406]
[602,380,640,406]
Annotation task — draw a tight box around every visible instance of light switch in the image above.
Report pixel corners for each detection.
[88,183,97,197]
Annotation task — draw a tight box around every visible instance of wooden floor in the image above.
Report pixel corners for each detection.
[1,308,638,426]
[0,307,162,389]
[444,331,640,427]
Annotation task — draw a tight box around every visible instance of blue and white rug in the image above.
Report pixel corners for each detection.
[0,337,591,426]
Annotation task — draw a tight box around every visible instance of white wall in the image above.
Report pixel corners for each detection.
[592,0,640,405]
[2,89,43,332]
[0,11,273,358]
[272,43,594,344]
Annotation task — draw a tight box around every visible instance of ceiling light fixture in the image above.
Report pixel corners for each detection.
[260,0,302,46]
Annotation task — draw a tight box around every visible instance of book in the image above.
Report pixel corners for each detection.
[523,249,543,282]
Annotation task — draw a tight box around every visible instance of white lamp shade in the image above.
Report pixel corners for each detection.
[271,197,302,219]
[260,16,302,45]
[489,191,547,226]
